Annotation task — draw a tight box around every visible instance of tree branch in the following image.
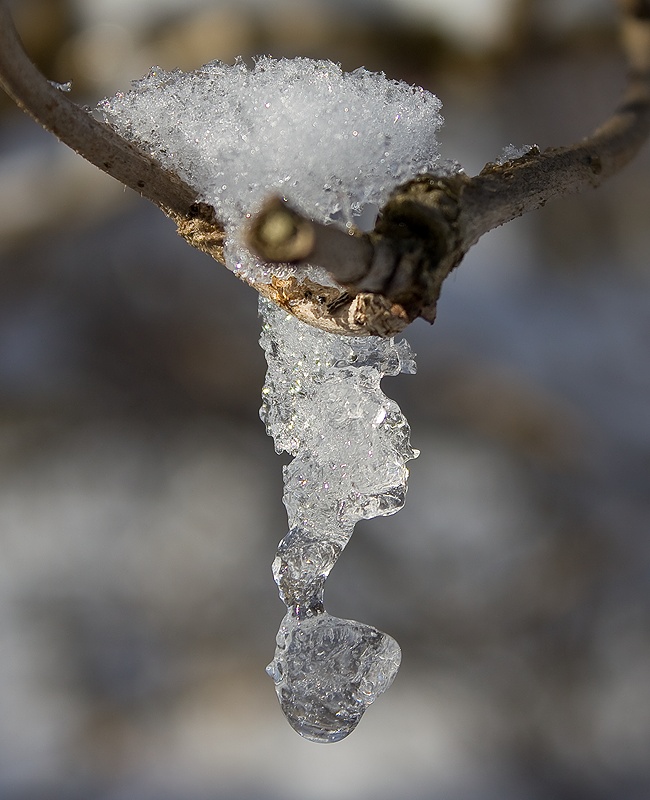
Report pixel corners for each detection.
[0,1,222,233]
[2,1,649,337]
[248,0,650,334]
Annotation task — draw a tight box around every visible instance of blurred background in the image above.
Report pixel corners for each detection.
[1,0,649,798]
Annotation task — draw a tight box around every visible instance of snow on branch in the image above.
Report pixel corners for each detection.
[1,0,649,336]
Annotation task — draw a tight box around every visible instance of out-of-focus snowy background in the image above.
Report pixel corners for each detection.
[1,0,649,798]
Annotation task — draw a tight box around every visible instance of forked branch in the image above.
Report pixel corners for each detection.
[1,0,649,336]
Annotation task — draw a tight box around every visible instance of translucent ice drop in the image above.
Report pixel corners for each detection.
[266,612,401,743]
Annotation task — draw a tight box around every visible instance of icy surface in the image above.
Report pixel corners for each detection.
[260,298,417,741]
[100,57,442,282]
[260,298,417,612]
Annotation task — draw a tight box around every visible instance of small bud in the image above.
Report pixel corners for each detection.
[248,197,315,262]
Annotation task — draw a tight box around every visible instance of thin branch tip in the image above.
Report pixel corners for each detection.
[247,1,650,334]
[248,197,316,262]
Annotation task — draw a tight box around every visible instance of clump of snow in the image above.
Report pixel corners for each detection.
[49,80,72,92]
[99,57,442,281]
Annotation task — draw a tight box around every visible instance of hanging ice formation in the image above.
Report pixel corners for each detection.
[100,57,443,741]
[260,297,417,741]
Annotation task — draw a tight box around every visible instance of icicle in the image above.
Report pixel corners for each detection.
[259,297,417,742]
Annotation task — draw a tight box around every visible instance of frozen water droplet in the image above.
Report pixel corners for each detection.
[267,612,401,743]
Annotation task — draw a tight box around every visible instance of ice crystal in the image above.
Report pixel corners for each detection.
[267,612,402,743]
[260,298,417,741]
[100,57,442,283]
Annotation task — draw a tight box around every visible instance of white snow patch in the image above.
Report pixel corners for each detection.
[100,57,442,282]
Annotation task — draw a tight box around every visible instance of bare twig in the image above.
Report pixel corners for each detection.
[0,1,222,232]
[249,0,650,335]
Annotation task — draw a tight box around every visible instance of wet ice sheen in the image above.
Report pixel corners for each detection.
[260,299,417,741]
[100,57,442,285]
[267,612,402,743]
